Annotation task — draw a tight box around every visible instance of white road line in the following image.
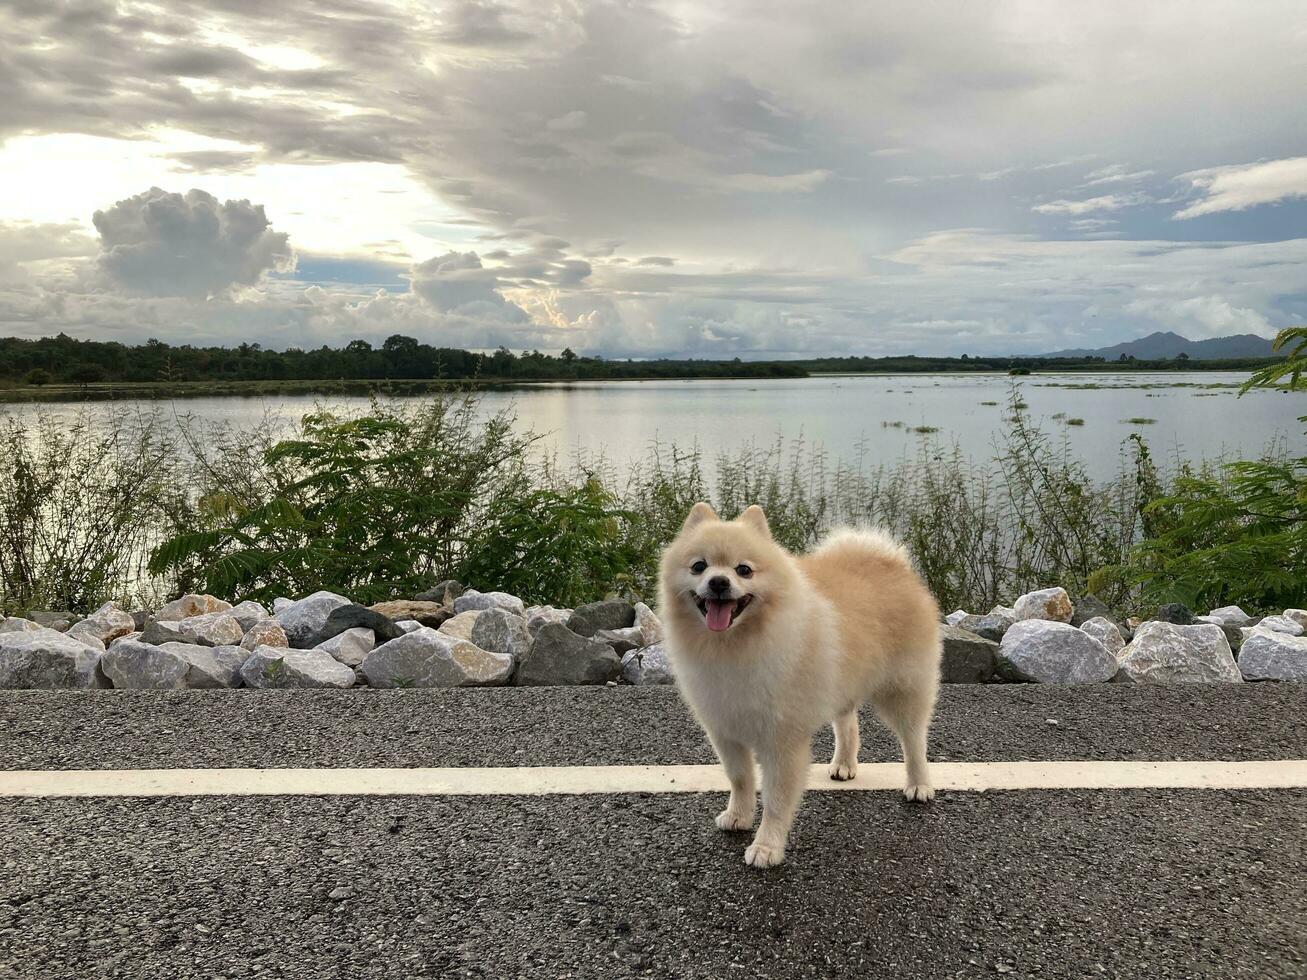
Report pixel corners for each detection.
[1,760,1305,798]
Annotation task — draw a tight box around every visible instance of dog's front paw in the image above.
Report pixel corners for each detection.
[715,808,754,831]
[743,841,786,868]
[903,783,935,803]
[828,760,857,781]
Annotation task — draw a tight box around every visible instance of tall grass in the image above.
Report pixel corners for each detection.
[0,387,1292,617]
[0,408,184,612]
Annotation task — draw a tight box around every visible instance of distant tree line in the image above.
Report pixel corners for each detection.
[0,334,807,385]
[787,352,1283,374]
[0,334,1283,389]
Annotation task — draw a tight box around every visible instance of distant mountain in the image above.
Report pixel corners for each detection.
[1043,330,1276,360]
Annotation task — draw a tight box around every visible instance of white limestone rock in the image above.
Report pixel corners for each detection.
[0,627,107,689]
[1205,605,1257,628]
[0,617,42,633]
[1253,615,1304,637]
[172,611,244,647]
[362,629,513,688]
[634,602,664,646]
[1079,616,1125,657]
[1238,628,1307,681]
[1115,622,1241,684]
[997,619,1115,684]
[101,638,246,689]
[239,645,356,689]
[228,600,271,631]
[469,608,532,662]
[317,627,376,667]
[453,590,526,617]
[620,643,675,685]
[67,601,136,645]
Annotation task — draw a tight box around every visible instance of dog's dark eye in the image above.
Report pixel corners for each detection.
[690,560,707,574]
[735,564,753,578]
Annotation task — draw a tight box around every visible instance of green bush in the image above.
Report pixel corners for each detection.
[460,478,640,606]
[1124,325,1306,612]
[149,396,543,603]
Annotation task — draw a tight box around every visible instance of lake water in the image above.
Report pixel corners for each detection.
[5,372,1304,480]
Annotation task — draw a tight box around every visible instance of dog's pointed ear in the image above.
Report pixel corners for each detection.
[738,504,771,538]
[682,501,718,530]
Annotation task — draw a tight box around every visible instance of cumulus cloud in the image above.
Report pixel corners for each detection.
[92,188,294,297]
[1173,156,1307,219]
[410,250,528,320]
[1125,295,1274,338]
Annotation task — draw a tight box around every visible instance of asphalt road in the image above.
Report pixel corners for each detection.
[3,684,1305,770]
[2,686,1305,979]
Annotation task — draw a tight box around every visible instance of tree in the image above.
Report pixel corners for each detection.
[23,368,52,386]
[561,347,577,363]
[1177,351,1190,363]
[1241,325,1306,394]
[382,335,418,355]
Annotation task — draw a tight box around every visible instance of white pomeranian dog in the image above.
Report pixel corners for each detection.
[659,502,942,868]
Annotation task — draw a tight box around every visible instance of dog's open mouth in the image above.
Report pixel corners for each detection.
[694,594,753,632]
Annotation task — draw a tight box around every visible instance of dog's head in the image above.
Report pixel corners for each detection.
[659,502,789,635]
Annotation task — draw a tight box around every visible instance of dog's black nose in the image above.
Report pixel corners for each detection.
[708,575,731,596]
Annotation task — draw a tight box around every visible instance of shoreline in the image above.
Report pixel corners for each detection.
[0,365,1273,403]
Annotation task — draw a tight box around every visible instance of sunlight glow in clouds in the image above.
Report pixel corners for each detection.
[1,0,1305,356]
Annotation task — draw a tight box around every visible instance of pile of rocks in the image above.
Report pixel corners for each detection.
[0,582,672,691]
[942,588,1307,685]
[4,582,1303,691]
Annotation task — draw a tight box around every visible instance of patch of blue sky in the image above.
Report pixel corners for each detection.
[274,255,409,291]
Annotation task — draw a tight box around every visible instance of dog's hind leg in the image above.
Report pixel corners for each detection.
[828,709,860,781]
[745,737,810,868]
[871,683,936,803]
[709,735,757,831]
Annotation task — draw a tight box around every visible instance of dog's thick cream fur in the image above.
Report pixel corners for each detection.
[659,502,942,868]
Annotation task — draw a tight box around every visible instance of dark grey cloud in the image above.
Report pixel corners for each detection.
[410,251,528,320]
[92,187,293,297]
[166,150,261,174]
[435,0,536,48]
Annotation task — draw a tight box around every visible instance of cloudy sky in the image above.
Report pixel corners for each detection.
[2,0,1306,358]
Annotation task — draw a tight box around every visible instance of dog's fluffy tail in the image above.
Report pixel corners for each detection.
[810,525,912,567]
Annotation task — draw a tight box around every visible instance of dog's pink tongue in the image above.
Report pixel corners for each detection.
[705,599,734,632]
